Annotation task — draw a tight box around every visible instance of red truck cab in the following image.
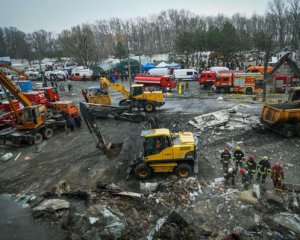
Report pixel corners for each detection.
[37,87,60,102]
[134,75,177,91]
[23,91,48,105]
[214,73,233,93]
[199,71,216,88]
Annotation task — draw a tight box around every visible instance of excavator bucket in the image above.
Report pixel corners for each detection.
[80,102,123,158]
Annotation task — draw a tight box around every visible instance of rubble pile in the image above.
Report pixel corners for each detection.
[189,108,260,132]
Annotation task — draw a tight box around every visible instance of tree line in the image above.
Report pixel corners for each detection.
[0,0,299,68]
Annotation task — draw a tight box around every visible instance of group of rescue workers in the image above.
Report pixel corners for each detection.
[221,147,285,190]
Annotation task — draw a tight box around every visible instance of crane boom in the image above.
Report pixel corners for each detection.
[0,62,29,79]
[100,77,131,98]
[0,71,33,106]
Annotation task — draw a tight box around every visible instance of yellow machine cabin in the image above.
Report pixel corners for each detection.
[87,86,111,105]
[100,78,165,112]
[131,128,198,179]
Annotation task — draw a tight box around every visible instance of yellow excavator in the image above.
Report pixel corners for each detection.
[0,70,66,144]
[0,70,47,130]
[100,78,165,112]
[128,128,199,179]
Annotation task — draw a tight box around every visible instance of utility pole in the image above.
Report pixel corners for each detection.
[126,36,131,83]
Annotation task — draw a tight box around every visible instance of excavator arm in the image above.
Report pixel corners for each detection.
[100,77,131,98]
[0,62,29,79]
[267,52,300,78]
[0,71,32,106]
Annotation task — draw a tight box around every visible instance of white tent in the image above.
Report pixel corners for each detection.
[155,62,169,68]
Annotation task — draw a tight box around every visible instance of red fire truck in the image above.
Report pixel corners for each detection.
[199,71,216,88]
[36,87,60,103]
[134,75,177,91]
[214,72,264,94]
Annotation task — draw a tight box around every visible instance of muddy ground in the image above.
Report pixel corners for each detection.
[0,80,299,239]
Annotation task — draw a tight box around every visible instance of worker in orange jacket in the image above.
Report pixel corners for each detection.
[271,162,284,189]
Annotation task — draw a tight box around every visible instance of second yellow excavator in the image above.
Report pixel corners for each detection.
[100,78,165,113]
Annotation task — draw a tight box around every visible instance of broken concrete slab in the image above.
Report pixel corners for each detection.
[140,182,159,194]
[100,207,125,239]
[33,199,70,211]
[238,190,258,204]
[284,183,300,192]
[265,190,284,205]
[253,184,261,199]
[265,212,300,235]
[1,152,13,162]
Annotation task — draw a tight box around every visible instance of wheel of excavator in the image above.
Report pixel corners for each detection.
[282,125,295,138]
[175,163,192,178]
[33,133,43,145]
[134,163,152,180]
[43,128,54,139]
[144,103,155,113]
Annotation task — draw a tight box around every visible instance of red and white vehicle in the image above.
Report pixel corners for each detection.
[0,100,21,128]
[199,71,216,88]
[134,75,177,91]
[34,87,60,103]
[214,72,264,94]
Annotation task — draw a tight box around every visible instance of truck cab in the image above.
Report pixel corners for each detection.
[214,73,233,93]
[133,128,198,179]
[38,87,60,103]
[51,101,79,117]
[199,71,216,88]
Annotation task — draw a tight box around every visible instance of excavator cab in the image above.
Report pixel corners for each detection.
[130,84,144,96]
[16,105,46,130]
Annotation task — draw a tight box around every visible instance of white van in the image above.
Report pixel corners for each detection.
[174,69,198,81]
[148,68,170,76]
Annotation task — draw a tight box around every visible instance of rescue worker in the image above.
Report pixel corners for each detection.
[233,146,245,169]
[68,83,73,93]
[156,139,162,150]
[185,82,189,92]
[220,148,231,173]
[240,169,251,190]
[224,167,236,186]
[245,155,257,180]
[74,115,82,129]
[271,162,284,189]
[67,117,75,131]
[256,156,271,184]
[82,89,88,102]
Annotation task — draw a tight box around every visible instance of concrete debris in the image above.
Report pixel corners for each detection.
[146,217,167,240]
[284,183,300,192]
[0,193,36,208]
[189,109,260,132]
[217,97,224,101]
[51,181,71,196]
[1,152,13,162]
[238,190,258,204]
[113,191,143,198]
[89,217,99,224]
[100,207,125,239]
[265,190,284,205]
[253,184,261,199]
[33,199,70,211]
[140,182,159,194]
[266,212,300,235]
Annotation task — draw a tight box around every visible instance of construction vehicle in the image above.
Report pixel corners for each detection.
[101,78,165,113]
[87,86,111,105]
[261,87,300,137]
[260,52,300,137]
[214,72,264,94]
[135,75,177,91]
[0,62,29,80]
[80,102,123,157]
[85,103,145,123]
[51,101,79,117]
[0,70,67,144]
[128,128,198,179]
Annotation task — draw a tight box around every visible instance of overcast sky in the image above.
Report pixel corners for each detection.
[0,0,269,33]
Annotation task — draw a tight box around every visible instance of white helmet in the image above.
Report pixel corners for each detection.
[228,168,233,173]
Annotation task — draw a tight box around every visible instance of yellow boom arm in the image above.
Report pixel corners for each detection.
[100,77,131,98]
